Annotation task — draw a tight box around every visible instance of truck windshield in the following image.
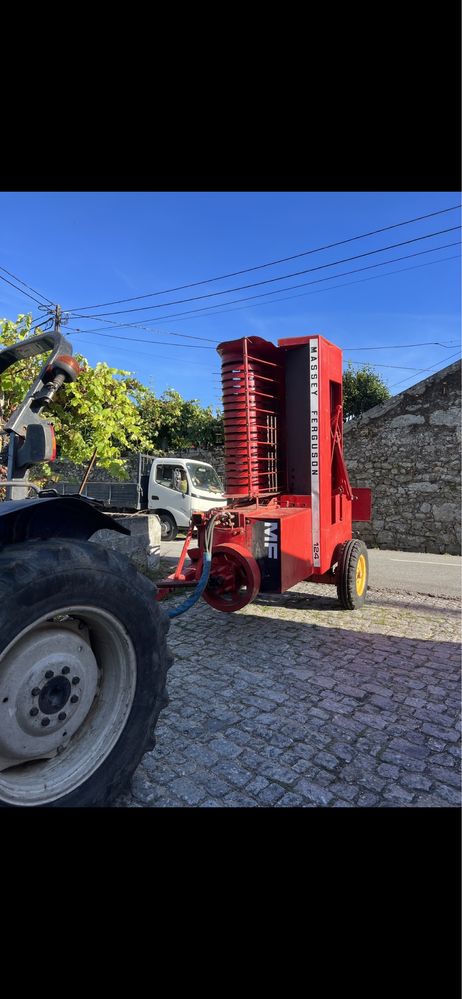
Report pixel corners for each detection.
[186,462,223,494]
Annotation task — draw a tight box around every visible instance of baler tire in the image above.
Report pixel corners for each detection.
[336,539,369,610]
[0,539,173,808]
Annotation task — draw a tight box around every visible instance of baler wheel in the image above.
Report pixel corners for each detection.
[336,539,369,610]
[203,543,261,613]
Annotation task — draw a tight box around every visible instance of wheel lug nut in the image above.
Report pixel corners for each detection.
[41,718,50,727]
[45,670,54,679]
[30,707,39,717]
[72,677,80,686]
[31,687,40,697]
[61,667,70,675]
[58,712,67,721]
[70,695,79,704]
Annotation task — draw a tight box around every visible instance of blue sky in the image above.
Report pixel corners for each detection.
[0,191,460,410]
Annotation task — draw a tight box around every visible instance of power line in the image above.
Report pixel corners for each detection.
[341,341,458,351]
[65,203,461,311]
[390,351,461,389]
[67,330,214,349]
[144,250,461,325]
[127,240,460,326]
[67,325,459,355]
[69,225,461,319]
[70,318,220,344]
[0,271,51,308]
[65,328,219,367]
[69,241,460,338]
[0,265,54,307]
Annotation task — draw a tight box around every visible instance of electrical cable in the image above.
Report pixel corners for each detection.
[0,272,50,308]
[67,330,214,349]
[0,266,54,306]
[65,203,461,312]
[69,240,460,332]
[389,351,461,389]
[144,250,461,325]
[69,225,461,319]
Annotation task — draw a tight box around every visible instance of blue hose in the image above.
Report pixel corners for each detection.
[167,551,212,619]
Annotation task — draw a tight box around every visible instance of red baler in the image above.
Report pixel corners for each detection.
[159,333,372,613]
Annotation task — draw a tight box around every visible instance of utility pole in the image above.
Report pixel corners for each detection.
[53,304,62,335]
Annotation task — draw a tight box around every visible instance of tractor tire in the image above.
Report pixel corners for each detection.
[0,539,173,807]
[336,539,369,610]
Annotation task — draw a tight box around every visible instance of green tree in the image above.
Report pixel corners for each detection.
[342,362,391,420]
[0,314,149,477]
[137,386,223,451]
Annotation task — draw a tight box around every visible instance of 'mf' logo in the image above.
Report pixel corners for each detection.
[264,521,278,559]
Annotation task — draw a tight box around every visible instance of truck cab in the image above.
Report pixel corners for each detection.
[148,458,226,540]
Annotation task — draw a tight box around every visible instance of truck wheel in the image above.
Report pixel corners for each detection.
[336,539,369,610]
[159,512,177,541]
[0,539,173,807]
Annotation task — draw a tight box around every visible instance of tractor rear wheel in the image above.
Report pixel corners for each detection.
[0,539,172,807]
[336,539,369,610]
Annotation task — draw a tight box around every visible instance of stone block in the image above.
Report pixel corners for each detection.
[90,512,161,572]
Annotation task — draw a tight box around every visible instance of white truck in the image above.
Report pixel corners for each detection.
[55,453,227,540]
[149,457,226,539]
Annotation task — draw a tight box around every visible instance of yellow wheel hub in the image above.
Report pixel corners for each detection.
[356,554,367,596]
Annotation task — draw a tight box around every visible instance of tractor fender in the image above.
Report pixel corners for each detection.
[0,495,130,546]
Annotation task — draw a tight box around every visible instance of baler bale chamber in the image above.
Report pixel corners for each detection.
[160,333,372,613]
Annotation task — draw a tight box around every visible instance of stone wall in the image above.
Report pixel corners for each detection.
[50,447,226,486]
[343,360,461,554]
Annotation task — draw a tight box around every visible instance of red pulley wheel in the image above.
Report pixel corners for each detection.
[203,543,261,613]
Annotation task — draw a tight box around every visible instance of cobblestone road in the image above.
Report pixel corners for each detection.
[115,581,461,808]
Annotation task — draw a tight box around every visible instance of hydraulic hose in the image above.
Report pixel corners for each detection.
[166,511,219,619]
[167,550,212,619]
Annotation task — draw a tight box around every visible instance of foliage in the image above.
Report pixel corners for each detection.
[136,386,223,451]
[0,315,149,477]
[342,362,391,420]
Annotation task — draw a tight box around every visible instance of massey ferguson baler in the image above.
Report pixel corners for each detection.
[159,333,372,612]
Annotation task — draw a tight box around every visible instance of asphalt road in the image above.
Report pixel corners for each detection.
[162,539,461,601]
[367,549,461,600]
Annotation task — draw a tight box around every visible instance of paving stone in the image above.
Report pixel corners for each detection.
[330,742,355,762]
[245,776,270,795]
[356,792,380,807]
[169,777,207,805]
[208,738,244,758]
[377,763,400,779]
[388,739,430,760]
[329,782,359,801]
[112,583,460,809]
[421,723,459,743]
[294,779,333,805]
[430,783,461,806]
[211,761,253,788]
[257,784,286,805]
[195,772,233,797]
[428,766,461,787]
[276,792,306,807]
[314,751,339,771]
[400,773,433,792]
[382,784,415,803]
